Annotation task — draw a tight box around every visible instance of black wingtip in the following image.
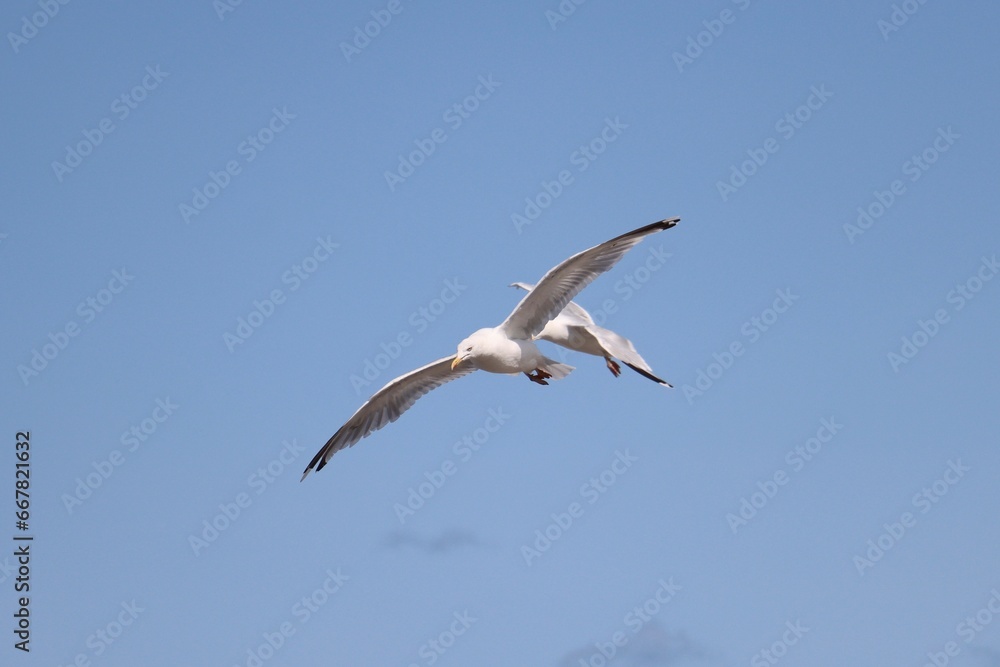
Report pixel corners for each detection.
[623,362,672,387]
[301,449,328,481]
[609,218,680,245]
[649,217,680,233]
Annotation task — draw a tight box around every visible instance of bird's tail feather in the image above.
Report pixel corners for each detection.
[539,358,574,380]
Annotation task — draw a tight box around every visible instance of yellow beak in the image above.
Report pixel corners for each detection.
[451,356,462,371]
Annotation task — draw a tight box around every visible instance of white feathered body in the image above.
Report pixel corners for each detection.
[458,327,573,379]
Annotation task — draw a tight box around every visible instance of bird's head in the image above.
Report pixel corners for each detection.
[452,328,492,370]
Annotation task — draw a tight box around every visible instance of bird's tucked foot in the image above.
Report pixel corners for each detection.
[525,369,552,385]
[605,357,621,377]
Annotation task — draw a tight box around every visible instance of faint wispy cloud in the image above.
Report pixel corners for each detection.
[559,622,719,667]
[382,528,487,554]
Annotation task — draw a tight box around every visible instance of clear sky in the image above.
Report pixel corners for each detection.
[2,2,999,666]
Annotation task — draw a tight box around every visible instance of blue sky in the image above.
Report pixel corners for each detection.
[2,1,999,665]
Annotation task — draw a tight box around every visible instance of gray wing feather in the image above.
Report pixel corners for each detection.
[590,325,670,386]
[590,326,653,372]
[500,218,678,340]
[302,355,476,478]
[510,282,594,326]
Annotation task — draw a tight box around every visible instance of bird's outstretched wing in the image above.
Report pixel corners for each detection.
[588,325,671,386]
[302,355,477,479]
[499,218,679,340]
[509,282,594,326]
[511,281,671,386]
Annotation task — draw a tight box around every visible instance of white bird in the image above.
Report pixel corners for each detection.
[301,218,679,479]
[509,282,671,387]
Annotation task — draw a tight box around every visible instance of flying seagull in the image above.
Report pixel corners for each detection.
[301,218,679,479]
[509,282,671,387]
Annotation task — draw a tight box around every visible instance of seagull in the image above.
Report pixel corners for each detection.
[509,282,671,387]
[301,218,679,479]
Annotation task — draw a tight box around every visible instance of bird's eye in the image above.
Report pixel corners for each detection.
[466,346,472,351]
